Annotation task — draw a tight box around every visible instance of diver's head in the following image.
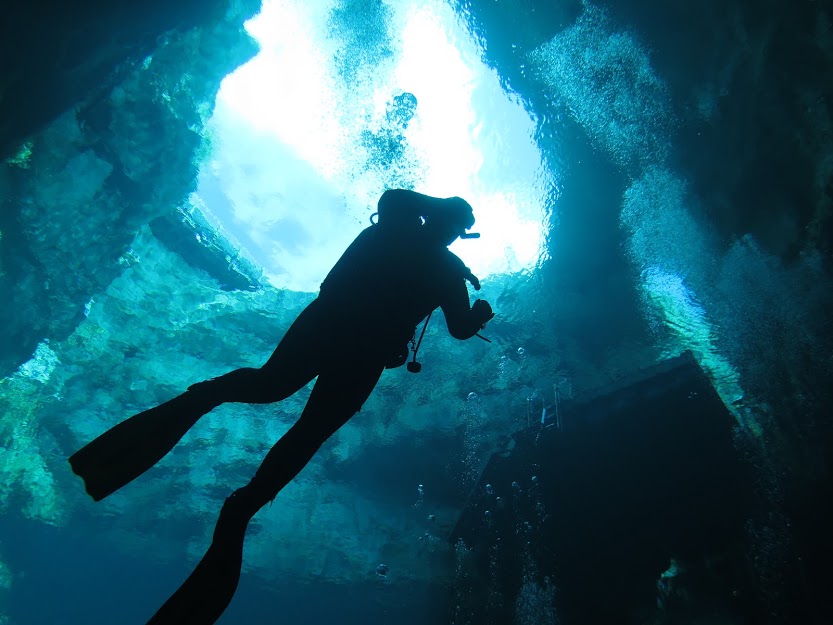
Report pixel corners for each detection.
[424,197,477,246]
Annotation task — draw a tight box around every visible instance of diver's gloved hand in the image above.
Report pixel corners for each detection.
[471,299,495,329]
[464,269,481,290]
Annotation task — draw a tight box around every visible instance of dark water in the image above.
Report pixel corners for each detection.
[0,515,444,624]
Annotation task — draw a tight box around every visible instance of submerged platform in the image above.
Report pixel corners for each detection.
[450,351,753,625]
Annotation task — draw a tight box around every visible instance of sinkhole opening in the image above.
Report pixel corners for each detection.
[193,0,552,292]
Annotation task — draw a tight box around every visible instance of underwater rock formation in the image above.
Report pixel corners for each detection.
[0,0,261,377]
[0,0,246,159]
[0,0,831,622]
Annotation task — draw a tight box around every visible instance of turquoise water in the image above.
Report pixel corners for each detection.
[1,0,831,623]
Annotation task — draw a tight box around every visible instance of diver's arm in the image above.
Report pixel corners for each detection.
[441,278,495,340]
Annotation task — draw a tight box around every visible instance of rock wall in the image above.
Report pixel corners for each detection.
[0,0,261,377]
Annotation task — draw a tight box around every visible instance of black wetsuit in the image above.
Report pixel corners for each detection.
[318,190,484,364]
[204,188,484,410]
[72,189,490,625]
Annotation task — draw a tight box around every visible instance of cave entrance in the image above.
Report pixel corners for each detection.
[191,0,552,292]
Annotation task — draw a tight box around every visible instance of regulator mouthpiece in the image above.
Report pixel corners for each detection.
[460,232,480,239]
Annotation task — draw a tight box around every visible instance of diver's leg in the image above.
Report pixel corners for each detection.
[186,297,326,404]
[145,362,385,625]
[233,361,385,508]
[69,300,325,501]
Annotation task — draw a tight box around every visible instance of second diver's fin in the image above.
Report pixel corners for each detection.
[68,391,215,501]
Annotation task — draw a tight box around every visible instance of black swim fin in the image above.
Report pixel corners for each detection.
[146,494,249,624]
[68,391,215,501]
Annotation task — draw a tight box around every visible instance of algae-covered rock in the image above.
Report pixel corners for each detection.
[0,0,261,379]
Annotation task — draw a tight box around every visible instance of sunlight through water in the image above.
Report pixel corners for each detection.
[195,0,550,292]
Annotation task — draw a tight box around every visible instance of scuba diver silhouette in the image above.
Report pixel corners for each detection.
[68,188,495,624]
